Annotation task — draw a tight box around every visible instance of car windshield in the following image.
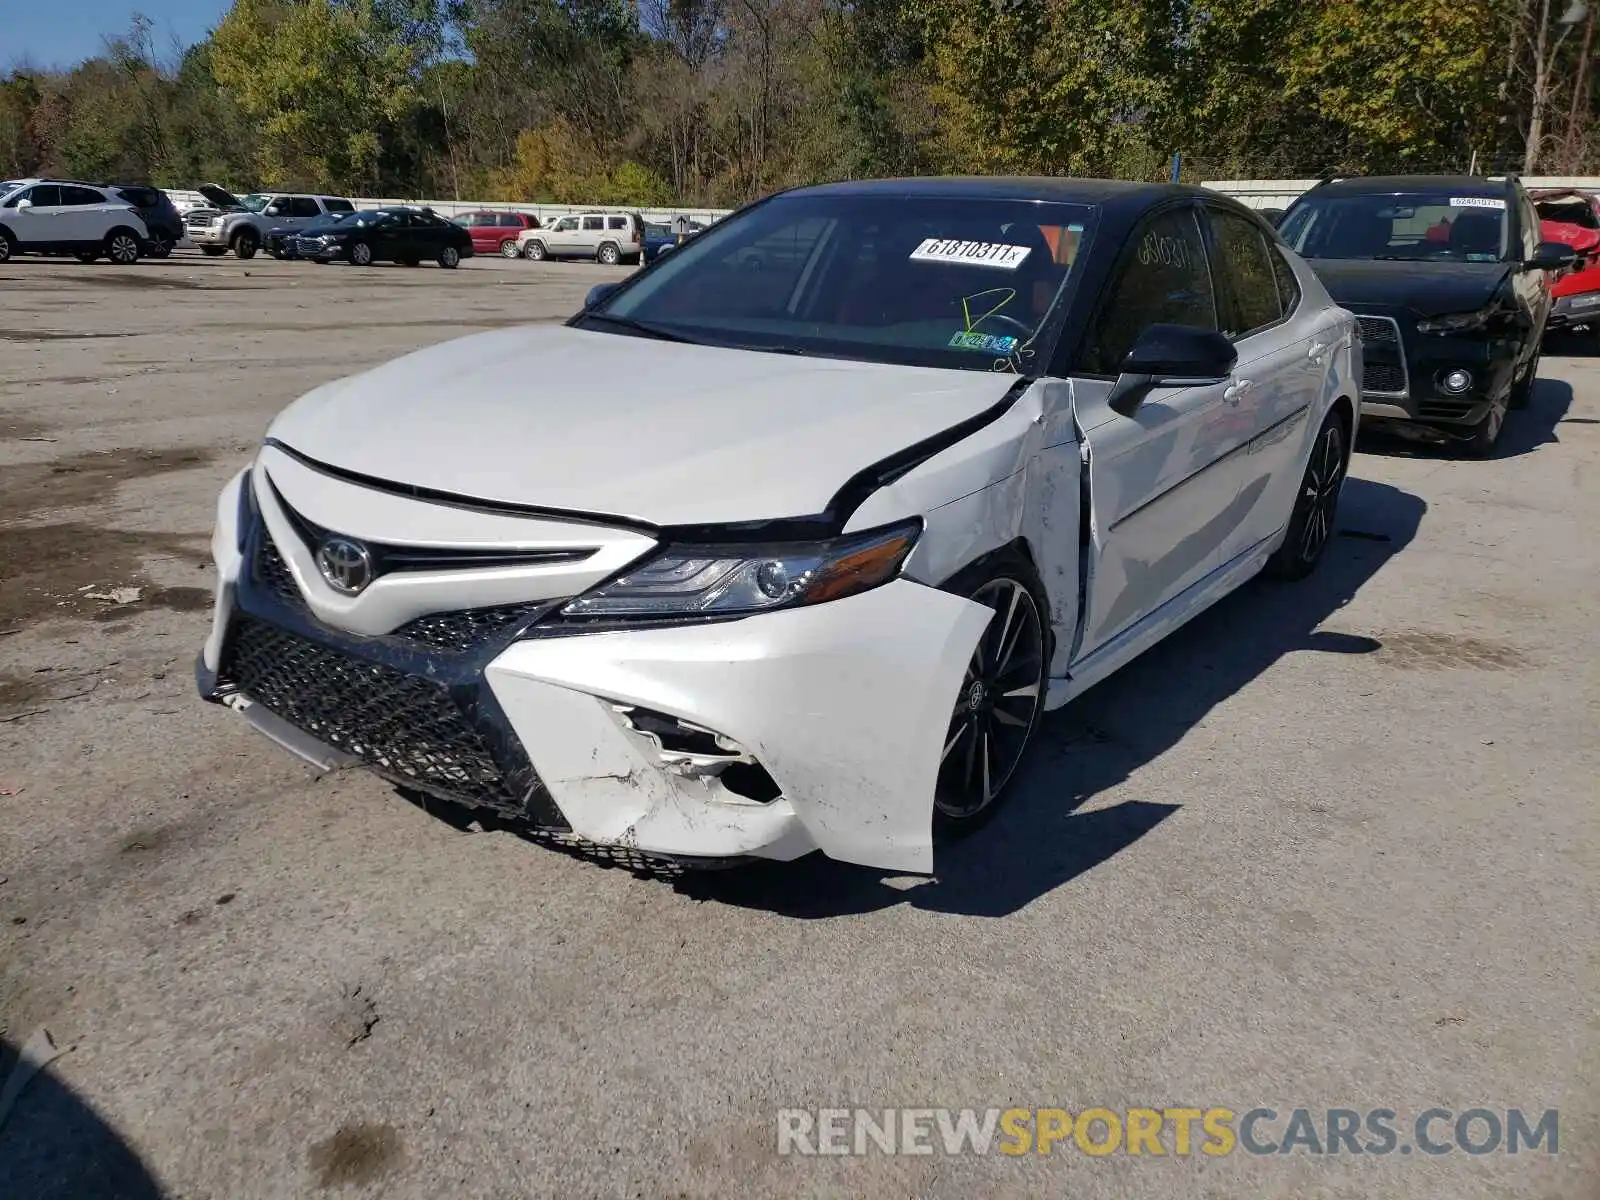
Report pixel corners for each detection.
[239,194,272,213]
[1280,191,1509,263]
[587,193,1094,372]
[1535,197,1598,228]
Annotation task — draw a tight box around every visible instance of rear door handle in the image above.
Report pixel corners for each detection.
[1223,379,1254,405]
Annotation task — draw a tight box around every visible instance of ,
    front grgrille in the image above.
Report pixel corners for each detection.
[1418,398,1478,421]
[253,529,550,652]
[1356,316,1399,345]
[1363,362,1407,395]
[266,481,596,580]
[223,616,526,811]
[393,603,551,652]
[1355,313,1408,397]
[255,530,306,610]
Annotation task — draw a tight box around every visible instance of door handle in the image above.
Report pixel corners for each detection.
[1223,379,1254,405]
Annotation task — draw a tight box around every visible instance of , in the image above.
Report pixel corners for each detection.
[1278,174,1572,456]
[454,210,542,258]
[518,211,645,264]
[289,208,475,268]
[0,179,150,264]
[195,177,1360,874]
[184,184,355,260]
[1531,188,1600,337]
[110,184,183,258]
[642,219,705,262]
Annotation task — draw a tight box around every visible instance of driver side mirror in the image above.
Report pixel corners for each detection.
[585,282,622,309]
[1526,240,1577,271]
[14,198,32,210]
[1107,324,1239,416]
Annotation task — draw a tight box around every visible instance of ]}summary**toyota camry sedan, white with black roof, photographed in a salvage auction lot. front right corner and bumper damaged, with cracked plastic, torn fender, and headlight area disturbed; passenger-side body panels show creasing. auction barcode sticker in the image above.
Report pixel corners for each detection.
[196,176,1361,874]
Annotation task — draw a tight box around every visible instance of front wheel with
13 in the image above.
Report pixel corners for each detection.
[934,562,1048,836]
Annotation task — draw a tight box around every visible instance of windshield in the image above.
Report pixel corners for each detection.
[1535,198,1598,229]
[338,210,395,226]
[238,194,273,212]
[587,193,1094,372]
[1280,191,1509,263]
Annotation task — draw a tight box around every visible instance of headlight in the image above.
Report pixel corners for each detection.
[560,520,921,619]
[1416,304,1498,334]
